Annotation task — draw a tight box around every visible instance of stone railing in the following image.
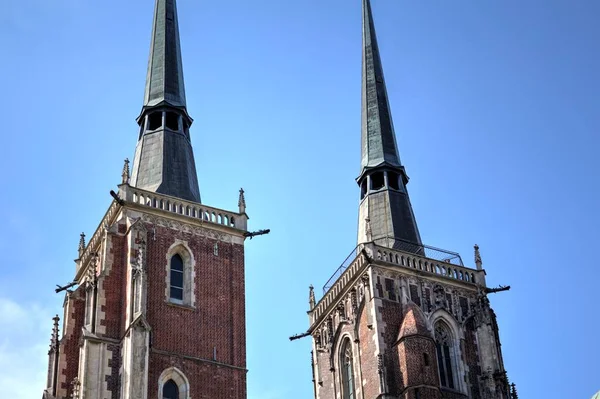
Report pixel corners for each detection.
[311,242,481,327]
[124,186,246,231]
[311,250,368,325]
[374,245,478,284]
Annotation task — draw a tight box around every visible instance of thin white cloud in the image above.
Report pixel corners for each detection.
[0,298,51,399]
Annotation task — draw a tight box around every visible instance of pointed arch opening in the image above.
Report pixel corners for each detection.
[165,242,195,307]
[340,338,356,399]
[434,321,456,390]
[158,367,189,399]
[163,379,179,399]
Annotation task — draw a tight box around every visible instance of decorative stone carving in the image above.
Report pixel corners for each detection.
[309,285,316,310]
[433,284,446,309]
[78,233,86,258]
[474,244,483,270]
[474,291,493,327]
[238,188,246,214]
[122,158,130,184]
[142,214,231,242]
[365,217,372,242]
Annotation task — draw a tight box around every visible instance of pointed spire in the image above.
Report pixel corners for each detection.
[474,244,483,270]
[308,285,316,310]
[130,0,201,203]
[143,0,187,109]
[49,315,60,353]
[356,0,421,248]
[121,158,130,184]
[510,383,519,399]
[360,0,402,176]
[238,188,246,214]
[78,233,85,258]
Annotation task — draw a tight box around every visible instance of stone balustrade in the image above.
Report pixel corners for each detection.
[374,246,478,284]
[126,186,245,231]
[310,242,482,328]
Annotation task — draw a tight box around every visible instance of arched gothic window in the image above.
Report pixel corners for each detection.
[340,339,356,399]
[158,367,189,399]
[163,379,179,399]
[435,322,455,389]
[170,254,184,303]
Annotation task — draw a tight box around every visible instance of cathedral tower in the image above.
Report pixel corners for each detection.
[306,1,512,398]
[42,1,249,398]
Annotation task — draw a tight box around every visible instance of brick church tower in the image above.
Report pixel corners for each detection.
[305,1,513,398]
[42,1,249,398]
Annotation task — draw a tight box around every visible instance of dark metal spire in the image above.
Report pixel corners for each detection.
[130,0,201,203]
[357,0,421,247]
[360,0,401,177]
[144,0,186,108]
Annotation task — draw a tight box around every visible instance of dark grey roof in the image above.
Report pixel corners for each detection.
[129,0,201,203]
[143,0,187,108]
[356,0,422,247]
[360,0,402,177]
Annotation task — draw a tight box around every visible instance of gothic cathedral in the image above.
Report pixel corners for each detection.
[43,0,248,398]
[305,1,514,398]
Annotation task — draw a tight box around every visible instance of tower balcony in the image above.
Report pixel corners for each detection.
[309,238,485,329]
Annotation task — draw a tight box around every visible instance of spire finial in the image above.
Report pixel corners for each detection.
[474,244,483,270]
[309,285,316,310]
[121,158,130,184]
[510,383,519,399]
[78,233,86,257]
[238,188,246,214]
[49,315,60,352]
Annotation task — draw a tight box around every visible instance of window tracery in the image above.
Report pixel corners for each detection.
[434,322,455,389]
[340,339,356,399]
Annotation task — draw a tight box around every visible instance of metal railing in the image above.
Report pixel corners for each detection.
[322,245,360,293]
[373,236,464,266]
[322,237,464,293]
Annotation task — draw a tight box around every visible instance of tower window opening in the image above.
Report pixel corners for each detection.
[169,254,184,303]
[148,112,163,130]
[388,172,400,190]
[424,353,430,366]
[163,379,179,399]
[166,112,180,131]
[371,172,385,191]
[341,339,356,399]
[360,180,367,199]
[435,322,456,390]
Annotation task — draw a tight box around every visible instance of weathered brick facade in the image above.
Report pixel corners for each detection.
[43,191,249,399]
[308,248,511,399]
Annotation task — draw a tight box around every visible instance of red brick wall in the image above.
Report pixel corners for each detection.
[397,336,439,390]
[380,300,404,395]
[58,287,85,398]
[101,233,127,339]
[358,301,379,399]
[149,352,246,399]
[145,223,246,397]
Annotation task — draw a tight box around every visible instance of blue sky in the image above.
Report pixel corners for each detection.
[1,0,599,398]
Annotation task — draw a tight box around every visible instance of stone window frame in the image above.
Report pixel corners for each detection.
[430,310,467,394]
[338,336,358,399]
[158,367,190,399]
[165,241,196,308]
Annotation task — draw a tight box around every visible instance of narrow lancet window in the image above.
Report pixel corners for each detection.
[435,322,455,389]
[163,379,179,399]
[170,254,184,303]
[341,339,356,399]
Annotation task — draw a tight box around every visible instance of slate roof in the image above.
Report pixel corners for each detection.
[360,0,403,178]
